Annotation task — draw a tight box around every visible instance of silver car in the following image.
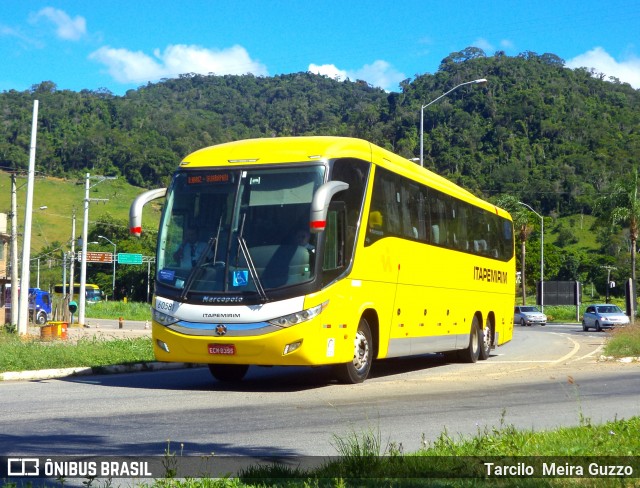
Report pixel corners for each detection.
[514,305,547,326]
[582,304,629,331]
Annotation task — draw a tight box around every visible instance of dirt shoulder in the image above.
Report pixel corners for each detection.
[28,318,151,342]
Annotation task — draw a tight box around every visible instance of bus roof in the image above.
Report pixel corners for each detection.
[180,137,511,220]
[181,136,372,167]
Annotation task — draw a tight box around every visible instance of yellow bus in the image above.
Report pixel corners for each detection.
[130,137,515,383]
[53,283,104,303]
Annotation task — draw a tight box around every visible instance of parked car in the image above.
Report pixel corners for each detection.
[582,304,629,331]
[514,305,547,326]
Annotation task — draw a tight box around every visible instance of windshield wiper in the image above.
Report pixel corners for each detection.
[210,214,224,266]
[179,215,225,300]
[236,213,268,302]
[179,235,217,300]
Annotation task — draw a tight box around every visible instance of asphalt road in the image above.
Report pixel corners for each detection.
[0,323,638,458]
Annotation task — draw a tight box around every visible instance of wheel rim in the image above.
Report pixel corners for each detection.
[353,329,370,373]
[471,325,479,354]
[482,322,491,351]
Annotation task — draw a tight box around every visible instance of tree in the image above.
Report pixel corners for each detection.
[495,195,535,304]
[596,168,640,286]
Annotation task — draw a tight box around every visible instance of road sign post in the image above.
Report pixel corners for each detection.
[117,253,143,265]
[83,251,113,263]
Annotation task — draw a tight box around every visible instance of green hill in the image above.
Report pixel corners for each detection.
[1,48,638,222]
[1,47,640,299]
[0,172,162,253]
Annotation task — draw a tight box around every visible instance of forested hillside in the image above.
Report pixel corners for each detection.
[1,48,639,219]
[2,47,640,301]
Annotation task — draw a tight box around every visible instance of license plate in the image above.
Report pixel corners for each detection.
[208,344,236,355]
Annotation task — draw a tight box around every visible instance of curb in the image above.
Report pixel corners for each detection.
[599,355,640,363]
[0,362,201,382]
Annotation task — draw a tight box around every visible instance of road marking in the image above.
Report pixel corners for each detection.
[569,344,604,362]
[549,333,581,364]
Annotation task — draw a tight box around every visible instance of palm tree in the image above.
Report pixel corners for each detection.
[596,168,640,319]
[495,195,535,305]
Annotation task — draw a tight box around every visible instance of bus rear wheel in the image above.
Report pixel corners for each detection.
[334,317,373,384]
[457,317,481,363]
[479,317,492,360]
[208,364,249,383]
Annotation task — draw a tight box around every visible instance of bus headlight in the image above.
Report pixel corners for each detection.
[152,308,179,326]
[268,301,328,328]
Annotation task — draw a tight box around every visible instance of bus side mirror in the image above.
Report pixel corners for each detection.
[309,181,349,234]
[69,301,78,314]
[130,187,167,236]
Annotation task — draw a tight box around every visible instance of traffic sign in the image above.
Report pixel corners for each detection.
[118,252,143,265]
[84,252,113,263]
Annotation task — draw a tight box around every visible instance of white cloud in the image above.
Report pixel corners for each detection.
[32,7,86,41]
[89,47,165,83]
[308,63,348,81]
[472,38,494,53]
[499,39,515,52]
[89,44,268,84]
[308,60,405,91]
[566,46,640,88]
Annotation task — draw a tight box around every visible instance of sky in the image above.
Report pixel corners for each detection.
[1,1,639,95]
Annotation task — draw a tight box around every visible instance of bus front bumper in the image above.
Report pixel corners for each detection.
[152,320,355,367]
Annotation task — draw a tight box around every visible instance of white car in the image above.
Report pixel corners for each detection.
[582,304,630,331]
[514,305,547,326]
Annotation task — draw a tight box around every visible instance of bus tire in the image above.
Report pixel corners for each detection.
[334,317,373,384]
[208,364,249,382]
[457,317,481,363]
[479,316,492,361]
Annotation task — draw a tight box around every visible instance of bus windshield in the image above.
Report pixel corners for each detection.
[86,287,102,302]
[157,166,326,298]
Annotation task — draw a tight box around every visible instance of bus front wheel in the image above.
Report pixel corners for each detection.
[334,317,373,384]
[208,364,249,383]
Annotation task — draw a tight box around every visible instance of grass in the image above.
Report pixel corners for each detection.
[84,300,152,321]
[603,324,640,357]
[546,214,600,252]
[0,330,153,373]
[139,416,640,487]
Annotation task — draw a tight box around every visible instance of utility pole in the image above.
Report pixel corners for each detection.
[9,173,18,327]
[17,100,38,336]
[78,173,90,326]
[601,265,617,304]
[78,173,115,326]
[65,208,76,317]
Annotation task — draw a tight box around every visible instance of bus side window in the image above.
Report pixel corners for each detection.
[431,225,440,244]
[322,203,347,286]
[428,192,448,246]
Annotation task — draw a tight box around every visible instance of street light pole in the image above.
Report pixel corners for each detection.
[17,100,39,335]
[98,235,117,300]
[78,173,115,326]
[419,78,487,167]
[518,202,544,312]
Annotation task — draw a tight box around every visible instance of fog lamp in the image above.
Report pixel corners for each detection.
[283,340,303,355]
[156,339,170,353]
